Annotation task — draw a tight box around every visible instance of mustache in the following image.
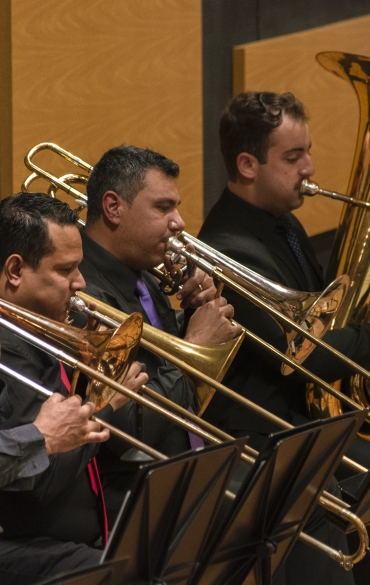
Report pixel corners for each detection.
[295,179,304,192]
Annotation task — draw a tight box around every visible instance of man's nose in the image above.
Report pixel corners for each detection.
[300,154,314,177]
[72,271,86,291]
[169,210,185,232]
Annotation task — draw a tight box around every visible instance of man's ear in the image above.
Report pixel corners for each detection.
[101,191,126,225]
[236,152,259,180]
[4,255,24,288]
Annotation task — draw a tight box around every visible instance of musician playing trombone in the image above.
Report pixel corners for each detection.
[0,192,148,585]
[198,91,370,585]
[74,144,242,526]
[75,142,358,585]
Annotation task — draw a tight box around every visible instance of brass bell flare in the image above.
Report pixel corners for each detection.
[88,312,143,410]
[0,297,143,410]
[168,232,350,374]
[72,291,245,415]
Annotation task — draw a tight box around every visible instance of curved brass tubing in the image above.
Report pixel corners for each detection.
[303,52,370,438]
[74,292,368,478]
[0,359,366,571]
[21,142,352,377]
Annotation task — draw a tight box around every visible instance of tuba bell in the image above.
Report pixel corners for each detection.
[306,52,370,435]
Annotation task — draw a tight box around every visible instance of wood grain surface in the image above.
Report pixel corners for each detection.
[10,0,203,235]
[233,15,370,236]
[0,1,12,199]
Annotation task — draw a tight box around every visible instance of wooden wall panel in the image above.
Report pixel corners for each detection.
[0,0,13,199]
[233,16,370,236]
[11,0,203,235]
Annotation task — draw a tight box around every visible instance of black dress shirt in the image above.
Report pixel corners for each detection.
[78,231,194,463]
[0,395,49,490]
[198,187,370,439]
[0,326,113,545]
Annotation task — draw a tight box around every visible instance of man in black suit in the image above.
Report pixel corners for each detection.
[199,91,370,456]
[198,91,370,584]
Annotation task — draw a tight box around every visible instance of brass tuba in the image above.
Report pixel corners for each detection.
[306,52,370,435]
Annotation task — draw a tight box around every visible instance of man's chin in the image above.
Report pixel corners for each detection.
[292,195,305,210]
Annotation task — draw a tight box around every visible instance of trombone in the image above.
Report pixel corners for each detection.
[21,142,352,375]
[0,295,365,469]
[72,291,370,475]
[0,362,166,462]
[21,142,370,430]
[0,324,367,571]
[0,298,262,466]
[168,232,370,383]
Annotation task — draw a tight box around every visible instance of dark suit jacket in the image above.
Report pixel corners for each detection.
[198,187,370,441]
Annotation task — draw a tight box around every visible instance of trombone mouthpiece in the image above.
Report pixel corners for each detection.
[300,178,320,196]
[167,236,186,264]
[68,295,86,313]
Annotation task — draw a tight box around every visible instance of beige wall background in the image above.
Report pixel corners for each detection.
[5,0,203,235]
[3,7,370,238]
[233,15,370,236]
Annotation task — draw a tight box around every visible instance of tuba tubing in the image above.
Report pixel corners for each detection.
[305,52,370,435]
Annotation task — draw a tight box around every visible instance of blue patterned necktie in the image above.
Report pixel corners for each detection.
[135,277,204,450]
[276,215,316,292]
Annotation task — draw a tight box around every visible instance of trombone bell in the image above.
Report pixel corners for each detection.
[88,312,143,410]
[73,291,246,415]
[167,233,350,375]
[0,297,143,410]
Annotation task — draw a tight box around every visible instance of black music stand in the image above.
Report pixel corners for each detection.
[102,438,245,584]
[39,411,365,585]
[38,439,244,585]
[37,558,129,585]
[191,410,367,585]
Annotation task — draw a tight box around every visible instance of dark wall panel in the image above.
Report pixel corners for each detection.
[202,0,255,217]
[202,0,370,218]
[258,0,370,39]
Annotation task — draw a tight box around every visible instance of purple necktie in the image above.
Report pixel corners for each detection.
[135,278,164,330]
[135,277,204,450]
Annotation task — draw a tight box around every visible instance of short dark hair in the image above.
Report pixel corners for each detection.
[86,145,180,225]
[0,192,79,271]
[220,91,308,180]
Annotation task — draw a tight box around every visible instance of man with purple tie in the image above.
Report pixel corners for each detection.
[78,144,242,526]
